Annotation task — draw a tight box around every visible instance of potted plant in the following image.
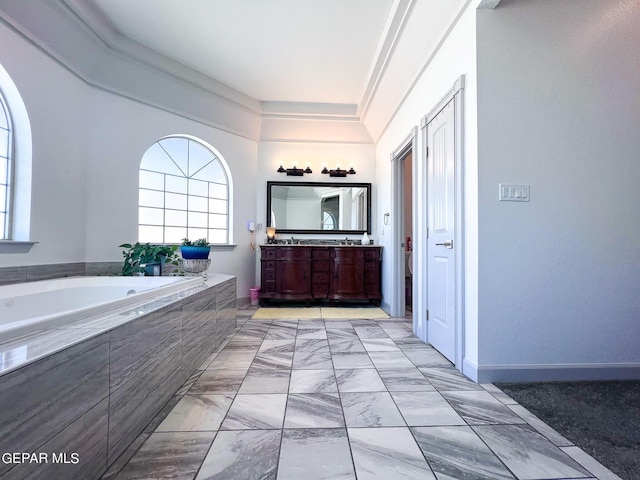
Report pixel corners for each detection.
[119,242,180,276]
[180,238,211,259]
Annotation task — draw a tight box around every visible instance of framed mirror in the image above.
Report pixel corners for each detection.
[267,181,371,234]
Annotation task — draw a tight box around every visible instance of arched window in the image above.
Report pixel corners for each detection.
[0,90,11,240]
[322,211,336,230]
[138,135,232,244]
[0,64,32,244]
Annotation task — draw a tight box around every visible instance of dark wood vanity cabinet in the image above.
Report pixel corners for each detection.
[330,247,365,300]
[260,245,381,305]
[275,247,311,299]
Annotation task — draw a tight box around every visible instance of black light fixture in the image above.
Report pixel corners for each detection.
[321,163,356,177]
[278,162,312,176]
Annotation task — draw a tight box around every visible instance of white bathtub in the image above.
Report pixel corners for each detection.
[0,276,204,342]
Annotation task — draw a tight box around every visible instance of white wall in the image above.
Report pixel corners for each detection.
[0,22,90,266]
[373,0,480,372]
[83,88,258,298]
[0,20,259,300]
[476,0,640,379]
[255,141,376,284]
[286,198,321,230]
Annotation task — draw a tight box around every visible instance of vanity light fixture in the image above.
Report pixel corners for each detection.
[277,162,312,176]
[321,163,356,177]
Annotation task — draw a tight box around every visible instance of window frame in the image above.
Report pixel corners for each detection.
[0,88,13,240]
[138,135,233,245]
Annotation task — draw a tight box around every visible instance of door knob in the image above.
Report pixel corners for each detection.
[435,240,453,249]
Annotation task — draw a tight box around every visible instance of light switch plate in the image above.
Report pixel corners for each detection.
[499,184,530,202]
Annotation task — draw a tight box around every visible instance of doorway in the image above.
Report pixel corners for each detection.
[403,151,413,316]
[390,128,417,318]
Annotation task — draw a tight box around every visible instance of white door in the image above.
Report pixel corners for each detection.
[427,99,456,362]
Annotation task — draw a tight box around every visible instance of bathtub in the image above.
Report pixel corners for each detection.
[0,276,204,342]
[0,273,236,479]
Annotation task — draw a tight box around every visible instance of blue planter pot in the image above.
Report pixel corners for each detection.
[180,245,211,259]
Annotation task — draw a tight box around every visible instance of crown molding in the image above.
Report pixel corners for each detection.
[477,0,502,9]
[358,0,415,119]
[59,0,262,114]
[0,0,429,144]
[261,101,358,118]
[368,0,474,143]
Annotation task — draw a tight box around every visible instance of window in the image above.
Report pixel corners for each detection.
[0,89,12,240]
[321,195,339,230]
[322,211,336,230]
[0,63,32,245]
[138,136,232,244]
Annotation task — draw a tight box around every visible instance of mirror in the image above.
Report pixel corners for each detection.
[267,181,371,234]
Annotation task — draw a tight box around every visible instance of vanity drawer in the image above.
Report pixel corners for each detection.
[262,248,276,259]
[263,260,276,270]
[263,269,276,282]
[365,249,380,261]
[365,261,379,271]
[312,284,329,297]
[312,272,330,284]
[276,247,311,260]
[312,249,330,259]
[331,248,364,260]
[365,271,379,284]
[313,260,330,272]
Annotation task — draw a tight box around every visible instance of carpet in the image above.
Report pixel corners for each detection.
[497,381,640,480]
[251,307,389,320]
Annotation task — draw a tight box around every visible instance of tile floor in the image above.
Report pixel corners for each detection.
[104,309,621,480]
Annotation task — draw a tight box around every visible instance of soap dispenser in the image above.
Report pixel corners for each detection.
[362,231,370,245]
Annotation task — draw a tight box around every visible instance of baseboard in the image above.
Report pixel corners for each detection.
[380,300,391,315]
[236,296,250,308]
[462,358,479,382]
[476,363,640,383]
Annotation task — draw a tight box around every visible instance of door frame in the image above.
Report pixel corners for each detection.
[389,127,418,318]
[420,75,466,368]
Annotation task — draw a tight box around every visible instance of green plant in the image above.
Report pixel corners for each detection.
[119,242,180,276]
[181,237,209,247]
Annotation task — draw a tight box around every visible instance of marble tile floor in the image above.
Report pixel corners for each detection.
[105,308,621,480]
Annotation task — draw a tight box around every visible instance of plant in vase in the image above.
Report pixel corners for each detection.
[180,238,211,259]
[180,238,211,275]
[119,242,180,276]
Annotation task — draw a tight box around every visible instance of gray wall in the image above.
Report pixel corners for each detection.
[476,0,640,374]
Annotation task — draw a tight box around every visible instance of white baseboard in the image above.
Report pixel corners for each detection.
[475,363,640,383]
[462,357,479,382]
[380,300,392,314]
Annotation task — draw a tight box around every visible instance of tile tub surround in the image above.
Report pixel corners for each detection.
[0,274,236,480]
[0,262,122,285]
[109,314,620,480]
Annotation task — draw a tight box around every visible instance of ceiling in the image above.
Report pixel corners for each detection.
[75,0,468,120]
[88,0,393,106]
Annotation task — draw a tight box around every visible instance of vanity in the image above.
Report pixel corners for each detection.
[259,245,382,305]
[261,180,381,305]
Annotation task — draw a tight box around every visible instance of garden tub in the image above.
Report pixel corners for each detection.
[0,276,203,342]
[0,273,236,480]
